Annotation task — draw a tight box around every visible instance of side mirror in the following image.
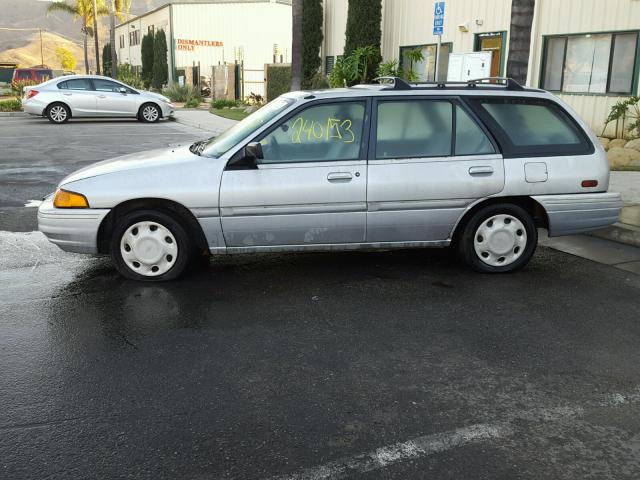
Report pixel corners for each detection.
[118,87,127,94]
[244,142,264,160]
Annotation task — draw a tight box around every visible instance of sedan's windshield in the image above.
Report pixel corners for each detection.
[200,97,294,158]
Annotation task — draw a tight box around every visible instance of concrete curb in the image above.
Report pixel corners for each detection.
[0,111,26,117]
[588,222,640,248]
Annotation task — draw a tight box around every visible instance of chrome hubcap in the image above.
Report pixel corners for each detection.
[120,221,178,277]
[474,214,527,267]
[142,105,159,121]
[50,106,67,122]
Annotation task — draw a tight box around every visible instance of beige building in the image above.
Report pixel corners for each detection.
[115,0,292,96]
[322,0,640,136]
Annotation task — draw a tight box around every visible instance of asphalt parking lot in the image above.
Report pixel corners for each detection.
[2,116,640,479]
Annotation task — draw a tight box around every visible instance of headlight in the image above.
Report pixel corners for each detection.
[53,189,89,208]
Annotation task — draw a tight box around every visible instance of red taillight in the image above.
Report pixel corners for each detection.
[26,90,38,99]
[581,180,598,188]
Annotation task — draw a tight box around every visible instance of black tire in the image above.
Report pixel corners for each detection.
[110,210,194,281]
[457,203,537,273]
[138,103,161,123]
[46,103,70,124]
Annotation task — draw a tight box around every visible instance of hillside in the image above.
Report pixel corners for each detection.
[0,30,85,71]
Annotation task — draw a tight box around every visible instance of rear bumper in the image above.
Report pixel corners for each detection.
[23,99,46,116]
[532,192,622,236]
[38,198,110,254]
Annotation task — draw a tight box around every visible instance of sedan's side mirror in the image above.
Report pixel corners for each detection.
[244,142,263,160]
[118,87,127,94]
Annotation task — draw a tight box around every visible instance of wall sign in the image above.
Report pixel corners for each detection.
[177,39,224,51]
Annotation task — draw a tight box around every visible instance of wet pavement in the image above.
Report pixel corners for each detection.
[2,117,640,479]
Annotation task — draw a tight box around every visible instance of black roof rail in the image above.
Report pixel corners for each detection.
[371,76,526,91]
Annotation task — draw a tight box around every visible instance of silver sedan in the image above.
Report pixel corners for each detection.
[22,75,174,124]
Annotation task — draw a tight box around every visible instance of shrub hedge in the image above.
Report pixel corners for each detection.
[266,65,291,101]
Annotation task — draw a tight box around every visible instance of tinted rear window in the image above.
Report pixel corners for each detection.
[58,79,92,90]
[469,97,593,158]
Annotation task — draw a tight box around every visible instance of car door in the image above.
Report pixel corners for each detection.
[367,97,504,243]
[57,78,97,116]
[92,78,138,116]
[219,99,370,248]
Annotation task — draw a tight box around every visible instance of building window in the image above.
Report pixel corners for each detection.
[474,32,505,77]
[542,32,639,95]
[399,44,451,82]
[129,29,140,46]
[119,34,124,49]
[325,56,335,74]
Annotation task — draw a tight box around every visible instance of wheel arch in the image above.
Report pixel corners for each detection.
[451,196,549,245]
[138,101,163,119]
[97,198,208,254]
[46,101,72,118]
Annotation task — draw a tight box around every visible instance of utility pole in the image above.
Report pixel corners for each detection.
[39,28,44,66]
[92,0,100,75]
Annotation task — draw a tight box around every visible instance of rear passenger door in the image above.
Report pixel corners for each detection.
[57,78,97,115]
[367,97,504,243]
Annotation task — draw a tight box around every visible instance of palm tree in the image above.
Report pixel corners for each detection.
[506,0,536,85]
[109,0,132,78]
[46,0,108,74]
[290,0,302,91]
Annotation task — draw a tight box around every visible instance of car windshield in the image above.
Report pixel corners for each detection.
[199,97,294,158]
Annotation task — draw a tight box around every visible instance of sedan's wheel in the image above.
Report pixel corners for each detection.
[139,103,160,123]
[46,103,70,124]
[458,203,537,273]
[110,210,193,281]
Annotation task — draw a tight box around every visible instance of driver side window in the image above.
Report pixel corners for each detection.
[259,101,366,163]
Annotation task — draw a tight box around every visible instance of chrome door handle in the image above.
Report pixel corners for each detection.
[469,166,494,175]
[97,95,107,98]
[327,172,352,182]
[62,93,72,96]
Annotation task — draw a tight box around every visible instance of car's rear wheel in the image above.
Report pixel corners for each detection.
[458,203,537,273]
[46,103,70,124]
[139,103,160,123]
[110,210,193,281]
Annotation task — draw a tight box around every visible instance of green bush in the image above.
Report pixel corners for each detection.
[141,32,155,88]
[266,65,291,101]
[11,79,38,96]
[0,98,21,112]
[163,82,203,103]
[184,97,201,108]
[211,98,238,109]
[310,73,330,89]
[152,29,168,89]
[117,63,145,90]
[301,0,323,89]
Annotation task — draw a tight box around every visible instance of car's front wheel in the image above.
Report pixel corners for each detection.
[138,103,161,123]
[458,203,537,273]
[110,210,194,281]
[46,103,70,124]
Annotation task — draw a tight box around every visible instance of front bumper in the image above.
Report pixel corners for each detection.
[532,192,623,236]
[38,198,110,254]
[160,103,175,118]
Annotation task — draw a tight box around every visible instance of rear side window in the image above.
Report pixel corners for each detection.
[470,97,593,157]
[15,70,32,80]
[376,100,452,159]
[58,79,92,90]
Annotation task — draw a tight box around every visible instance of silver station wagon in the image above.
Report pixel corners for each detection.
[38,77,622,281]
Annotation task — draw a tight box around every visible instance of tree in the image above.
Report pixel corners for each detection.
[152,29,168,89]
[301,0,323,89]
[46,0,108,74]
[109,0,132,78]
[55,46,77,71]
[141,32,155,87]
[344,0,382,82]
[506,0,535,85]
[290,0,303,91]
[102,43,113,76]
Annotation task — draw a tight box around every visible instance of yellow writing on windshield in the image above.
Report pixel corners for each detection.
[291,117,356,144]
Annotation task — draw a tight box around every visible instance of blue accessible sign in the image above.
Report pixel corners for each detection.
[433,1,445,36]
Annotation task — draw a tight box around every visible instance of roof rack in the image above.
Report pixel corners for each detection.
[372,76,526,91]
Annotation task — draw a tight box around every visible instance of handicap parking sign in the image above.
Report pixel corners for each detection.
[433,2,445,35]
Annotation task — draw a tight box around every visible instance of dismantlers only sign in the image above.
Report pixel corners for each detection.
[177,39,223,51]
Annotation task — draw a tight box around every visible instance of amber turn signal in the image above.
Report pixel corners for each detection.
[53,189,89,208]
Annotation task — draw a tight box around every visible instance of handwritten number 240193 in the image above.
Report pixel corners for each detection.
[290,117,355,144]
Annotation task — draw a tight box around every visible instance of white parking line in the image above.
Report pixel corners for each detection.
[270,387,640,480]
[24,200,42,208]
